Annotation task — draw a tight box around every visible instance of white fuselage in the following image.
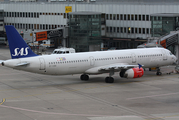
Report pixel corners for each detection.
[3,48,176,75]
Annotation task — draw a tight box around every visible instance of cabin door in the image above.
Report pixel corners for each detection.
[162,50,167,60]
[39,58,46,70]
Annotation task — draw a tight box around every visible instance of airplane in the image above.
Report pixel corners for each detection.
[0,25,178,83]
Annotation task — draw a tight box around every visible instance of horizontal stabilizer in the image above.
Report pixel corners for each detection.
[0,60,4,64]
[15,62,30,67]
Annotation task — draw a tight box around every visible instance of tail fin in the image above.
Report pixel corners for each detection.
[5,25,38,59]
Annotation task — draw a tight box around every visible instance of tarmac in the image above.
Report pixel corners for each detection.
[0,45,179,120]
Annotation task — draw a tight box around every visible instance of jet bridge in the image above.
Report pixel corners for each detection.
[143,31,179,64]
[149,13,179,64]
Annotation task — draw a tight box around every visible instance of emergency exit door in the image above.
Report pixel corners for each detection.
[89,56,95,66]
[131,53,136,63]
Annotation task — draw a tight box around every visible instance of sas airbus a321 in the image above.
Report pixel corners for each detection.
[0,26,177,83]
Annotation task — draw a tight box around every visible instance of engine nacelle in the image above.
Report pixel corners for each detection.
[123,67,144,78]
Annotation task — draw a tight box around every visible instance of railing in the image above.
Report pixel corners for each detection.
[148,30,179,48]
[166,34,178,47]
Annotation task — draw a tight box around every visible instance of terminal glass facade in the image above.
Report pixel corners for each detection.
[69,12,101,52]
[0,10,4,21]
[151,15,179,37]
[0,10,5,40]
[151,14,179,54]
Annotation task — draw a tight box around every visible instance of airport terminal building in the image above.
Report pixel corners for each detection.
[0,0,179,52]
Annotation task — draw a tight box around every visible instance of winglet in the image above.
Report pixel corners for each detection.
[5,25,38,59]
[138,63,142,69]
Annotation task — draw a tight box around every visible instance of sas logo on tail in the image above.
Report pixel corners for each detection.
[12,47,29,56]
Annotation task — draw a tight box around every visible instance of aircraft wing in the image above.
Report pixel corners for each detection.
[98,64,141,71]
[85,63,143,74]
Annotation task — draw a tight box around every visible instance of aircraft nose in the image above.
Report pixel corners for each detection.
[176,59,178,64]
[174,56,178,64]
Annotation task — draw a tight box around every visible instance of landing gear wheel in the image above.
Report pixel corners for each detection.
[105,77,114,83]
[156,72,162,76]
[105,77,108,83]
[80,74,89,81]
[156,67,162,76]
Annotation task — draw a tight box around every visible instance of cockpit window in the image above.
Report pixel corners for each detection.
[169,52,172,55]
[53,51,57,54]
[57,51,64,54]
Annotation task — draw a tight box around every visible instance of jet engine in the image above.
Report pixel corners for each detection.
[120,67,144,79]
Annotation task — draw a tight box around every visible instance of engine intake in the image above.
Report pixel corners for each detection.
[123,67,144,78]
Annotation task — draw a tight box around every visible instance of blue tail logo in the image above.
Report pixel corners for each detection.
[5,25,38,59]
[12,47,29,57]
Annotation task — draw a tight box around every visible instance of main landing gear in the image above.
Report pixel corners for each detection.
[156,67,162,75]
[105,70,115,83]
[105,77,114,83]
[80,72,115,83]
[80,74,89,81]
